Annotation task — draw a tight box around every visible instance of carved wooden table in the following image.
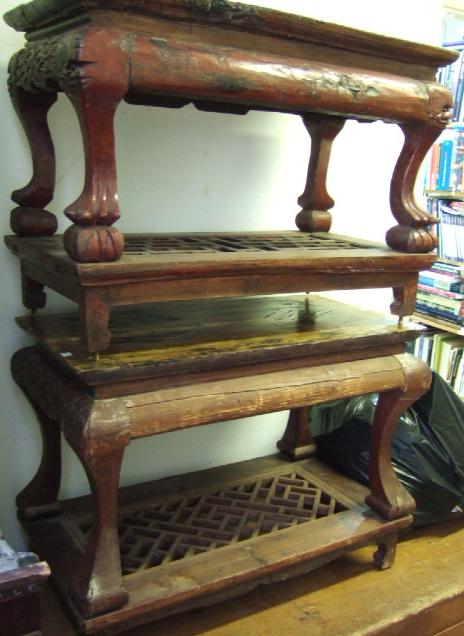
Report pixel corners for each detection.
[3,0,456,351]
[12,295,431,633]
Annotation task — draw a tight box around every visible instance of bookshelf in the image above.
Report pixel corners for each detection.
[417,17,464,392]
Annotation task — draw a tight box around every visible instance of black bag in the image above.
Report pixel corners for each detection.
[311,372,464,525]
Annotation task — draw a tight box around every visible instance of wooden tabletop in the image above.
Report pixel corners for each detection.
[16,294,423,389]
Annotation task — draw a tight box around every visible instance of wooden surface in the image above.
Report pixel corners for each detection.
[15,294,424,390]
[39,514,464,636]
[3,0,456,68]
[24,455,411,634]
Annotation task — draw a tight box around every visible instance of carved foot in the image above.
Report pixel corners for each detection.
[373,534,398,570]
[386,225,438,253]
[296,114,346,233]
[64,225,124,263]
[295,209,332,233]
[277,406,317,460]
[11,206,57,237]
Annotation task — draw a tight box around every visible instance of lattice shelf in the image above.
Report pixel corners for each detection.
[67,471,346,575]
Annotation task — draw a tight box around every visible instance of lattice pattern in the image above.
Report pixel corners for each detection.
[71,472,346,575]
[123,234,368,255]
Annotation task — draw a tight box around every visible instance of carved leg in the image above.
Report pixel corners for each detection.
[11,350,62,519]
[9,87,58,236]
[277,406,317,460]
[61,77,126,263]
[390,278,418,319]
[296,114,346,232]
[63,400,131,617]
[16,404,61,521]
[387,122,444,253]
[373,533,398,570]
[366,355,431,520]
[80,291,111,353]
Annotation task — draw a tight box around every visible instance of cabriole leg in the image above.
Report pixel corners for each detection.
[63,400,131,617]
[61,78,126,263]
[9,87,58,237]
[15,404,61,521]
[387,121,445,253]
[366,355,431,520]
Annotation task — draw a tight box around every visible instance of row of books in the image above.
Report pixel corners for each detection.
[426,198,464,262]
[416,261,464,327]
[412,330,464,398]
[437,41,464,122]
[424,125,464,192]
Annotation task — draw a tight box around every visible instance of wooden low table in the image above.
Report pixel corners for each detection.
[5,231,435,351]
[11,295,431,633]
[3,0,456,264]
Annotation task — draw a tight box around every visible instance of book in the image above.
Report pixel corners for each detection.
[418,274,463,293]
[415,304,464,324]
[417,283,464,300]
[416,291,464,314]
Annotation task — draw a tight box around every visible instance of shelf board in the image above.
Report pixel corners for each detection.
[425,191,464,200]
[411,312,464,335]
[23,454,411,634]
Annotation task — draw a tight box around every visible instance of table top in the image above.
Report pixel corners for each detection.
[16,294,423,392]
[5,232,436,284]
[3,0,457,70]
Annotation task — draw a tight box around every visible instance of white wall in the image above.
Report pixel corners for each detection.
[0,0,444,547]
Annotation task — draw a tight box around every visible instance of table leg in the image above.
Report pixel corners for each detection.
[296,114,346,232]
[387,120,445,253]
[11,349,61,520]
[277,406,317,460]
[60,42,129,263]
[8,85,57,237]
[366,355,431,520]
[63,400,131,617]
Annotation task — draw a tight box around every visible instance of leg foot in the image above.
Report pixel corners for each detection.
[64,225,124,263]
[277,407,317,460]
[373,533,398,570]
